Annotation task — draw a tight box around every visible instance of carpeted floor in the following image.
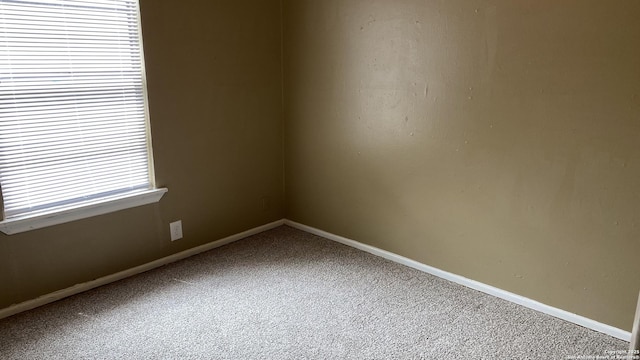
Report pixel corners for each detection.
[0,226,628,359]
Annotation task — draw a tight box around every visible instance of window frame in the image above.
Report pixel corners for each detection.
[0,0,166,235]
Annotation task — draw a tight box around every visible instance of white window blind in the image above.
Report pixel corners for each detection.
[0,0,154,219]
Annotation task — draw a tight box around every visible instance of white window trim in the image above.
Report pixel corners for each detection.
[0,0,164,233]
[0,187,167,235]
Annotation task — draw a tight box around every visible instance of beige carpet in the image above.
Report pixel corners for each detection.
[0,226,628,359]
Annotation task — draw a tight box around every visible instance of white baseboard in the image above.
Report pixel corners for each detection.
[0,219,285,321]
[283,219,631,342]
[3,217,630,342]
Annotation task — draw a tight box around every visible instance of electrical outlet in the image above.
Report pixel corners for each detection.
[261,196,271,211]
[170,220,183,241]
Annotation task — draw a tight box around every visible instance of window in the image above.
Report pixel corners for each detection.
[0,0,166,234]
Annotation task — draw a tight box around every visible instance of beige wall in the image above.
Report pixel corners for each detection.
[0,0,284,309]
[283,0,640,330]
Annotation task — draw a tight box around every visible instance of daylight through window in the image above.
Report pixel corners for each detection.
[0,0,156,221]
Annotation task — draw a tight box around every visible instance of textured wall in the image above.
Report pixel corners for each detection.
[283,0,640,330]
[0,0,284,309]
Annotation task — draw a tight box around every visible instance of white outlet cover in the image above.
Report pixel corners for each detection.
[170,220,183,241]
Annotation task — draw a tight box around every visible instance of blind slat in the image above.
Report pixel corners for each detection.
[0,0,152,219]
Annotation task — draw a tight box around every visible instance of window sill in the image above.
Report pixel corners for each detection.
[0,188,168,235]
